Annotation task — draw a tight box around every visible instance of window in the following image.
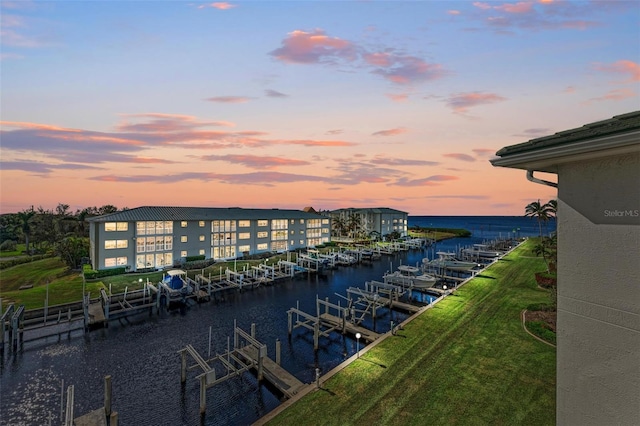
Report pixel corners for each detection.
[199,235,205,242]
[300,240,304,245]
[105,257,127,268]
[300,219,304,224]
[272,219,287,230]
[199,221,205,227]
[145,237,155,252]
[105,222,127,232]
[307,219,321,228]
[105,240,128,249]
[181,236,187,243]
[181,221,187,228]
[239,232,250,239]
[181,250,187,257]
[257,231,268,238]
[271,230,287,240]
[239,245,250,252]
[155,236,165,251]
[290,219,295,224]
[322,218,329,225]
[257,243,268,250]
[137,239,145,253]
[271,241,287,251]
[258,220,268,227]
[238,220,250,227]
[199,249,205,255]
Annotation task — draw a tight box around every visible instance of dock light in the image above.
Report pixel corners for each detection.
[443,285,447,296]
[356,333,362,358]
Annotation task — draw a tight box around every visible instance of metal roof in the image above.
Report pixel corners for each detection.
[87,206,327,223]
[495,111,640,157]
[330,207,408,215]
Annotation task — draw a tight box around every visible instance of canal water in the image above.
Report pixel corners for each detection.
[0,216,551,425]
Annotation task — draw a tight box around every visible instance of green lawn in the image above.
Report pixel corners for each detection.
[267,240,556,425]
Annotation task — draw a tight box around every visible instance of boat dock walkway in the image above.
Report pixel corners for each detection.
[179,322,306,415]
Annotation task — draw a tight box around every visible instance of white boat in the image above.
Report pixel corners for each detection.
[424,252,479,272]
[160,269,194,300]
[383,265,437,289]
[462,244,502,259]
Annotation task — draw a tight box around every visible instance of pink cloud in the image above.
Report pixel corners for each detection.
[448,10,461,15]
[197,2,236,10]
[201,154,310,169]
[472,148,495,157]
[494,2,534,14]
[270,29,447,85]
[269,29,356,64]
[205,96,252,103]
[372,127,407,137]
[386,93,409,102]
[370,156,440,167]
[443,153,476,162]
[470,0,604,32]
[446,92,507,114]
[394,175,459,187]
[372,55,447,84]
[594,60,640,82]
[116,113,234,132]
[586,88,637,103]
[364,52,393,67]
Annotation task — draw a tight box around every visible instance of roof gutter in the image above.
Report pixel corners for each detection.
[526,170,557,188]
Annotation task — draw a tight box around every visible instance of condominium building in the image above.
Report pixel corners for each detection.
[329,207,408,239]
[87,206,331,271]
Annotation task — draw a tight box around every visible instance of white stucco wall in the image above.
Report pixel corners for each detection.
[557,152,640,425]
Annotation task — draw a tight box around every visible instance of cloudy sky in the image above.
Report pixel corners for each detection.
[1,0,638,215]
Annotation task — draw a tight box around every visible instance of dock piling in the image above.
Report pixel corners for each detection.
[104,375,112,418]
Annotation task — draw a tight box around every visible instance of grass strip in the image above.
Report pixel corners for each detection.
[266,239,556,426]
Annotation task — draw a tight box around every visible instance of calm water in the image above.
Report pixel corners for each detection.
[0,216,551,425]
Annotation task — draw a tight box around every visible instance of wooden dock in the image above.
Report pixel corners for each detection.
[179,323,307,415]
[237,345,305,398]
[319,313,380,343]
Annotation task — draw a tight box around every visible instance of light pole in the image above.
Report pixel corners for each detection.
[443,284,447,297]
[355,332,361,358]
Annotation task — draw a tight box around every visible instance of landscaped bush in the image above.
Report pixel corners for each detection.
[526,302,555,312]
[0,253,51,270]
[83,264,126,279]
[0,240,17,252]
[183,258,217,270]
[526,320,557,345]
[185,254,206,262]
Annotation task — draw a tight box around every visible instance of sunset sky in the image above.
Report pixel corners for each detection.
[1,0,638,216]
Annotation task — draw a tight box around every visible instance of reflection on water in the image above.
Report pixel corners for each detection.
[2,218,541,425]
[2,250,429,425]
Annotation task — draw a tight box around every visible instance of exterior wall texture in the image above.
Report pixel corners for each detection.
[556,152,640,425]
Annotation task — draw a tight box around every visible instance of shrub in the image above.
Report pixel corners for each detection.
[185,255,206,262]
[526,321,556,345]
[82,264,126,279]
[0,253,51,270]
[0,240,17,252]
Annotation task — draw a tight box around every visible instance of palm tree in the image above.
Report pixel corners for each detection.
[525,199,553,237]
[331,216,347,237]
[16,206,36,254]
[347,213,362,239]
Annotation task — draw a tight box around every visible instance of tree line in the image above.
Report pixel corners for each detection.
[0,204,124,269]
